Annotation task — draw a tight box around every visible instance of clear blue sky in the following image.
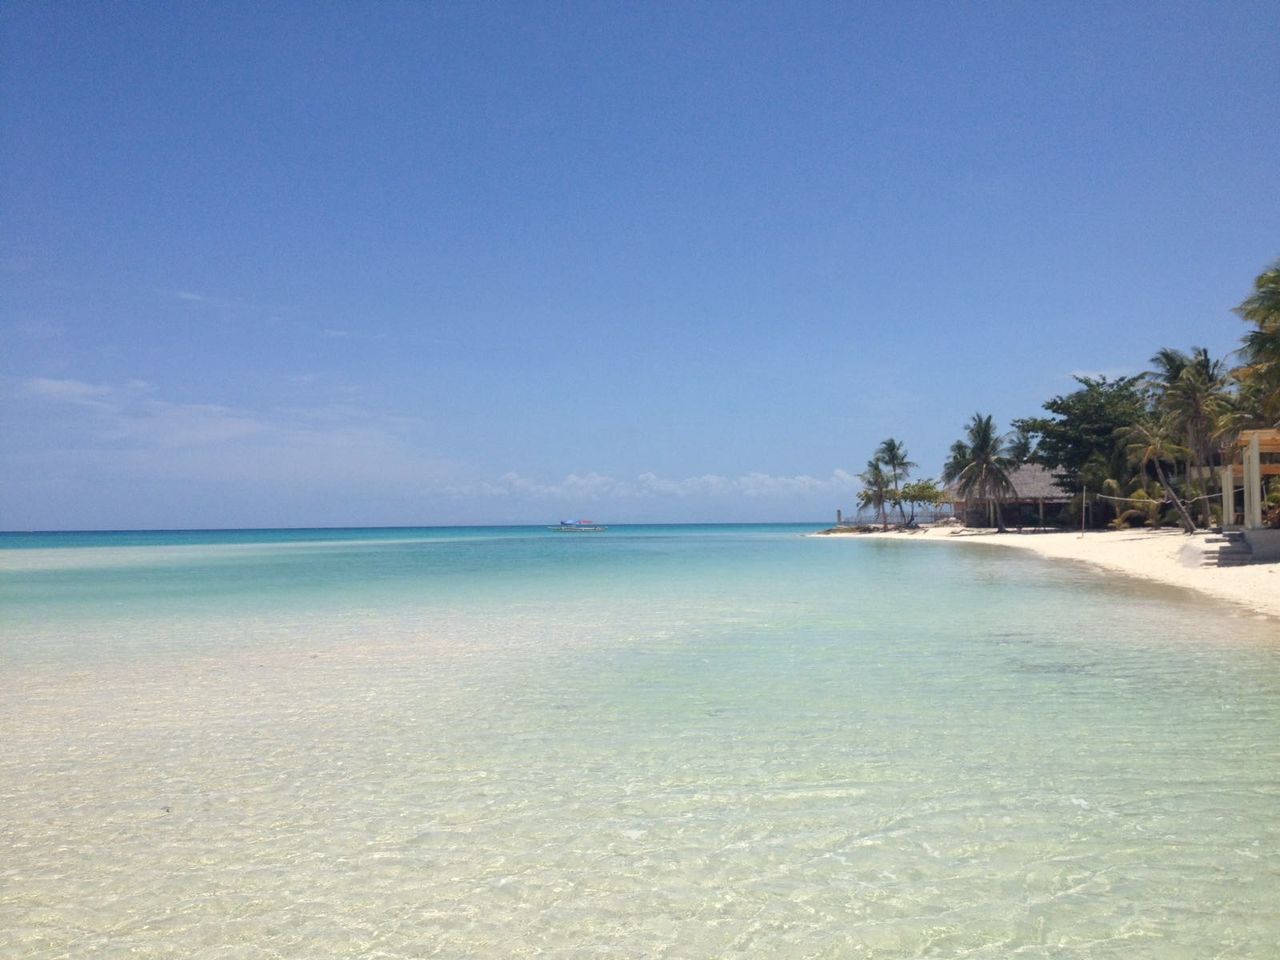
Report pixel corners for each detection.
[3,1,1277,529]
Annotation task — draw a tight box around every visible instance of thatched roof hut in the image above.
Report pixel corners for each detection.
[947,463,1072,527]
[1006,464,1071,501]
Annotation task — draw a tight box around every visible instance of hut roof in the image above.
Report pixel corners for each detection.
[1007,463,1071,500]
[1232,428,1280,454]
[946,463,1070,501]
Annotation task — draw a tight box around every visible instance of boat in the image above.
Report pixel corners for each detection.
[548,519,608,532]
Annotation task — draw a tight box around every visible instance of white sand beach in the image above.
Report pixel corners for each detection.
[819,525,1280,621]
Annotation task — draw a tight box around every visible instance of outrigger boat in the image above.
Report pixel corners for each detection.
[548,519,608,532]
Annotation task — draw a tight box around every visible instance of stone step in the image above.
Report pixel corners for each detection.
[1202,553,1254,566]
[1200,535,1254,567]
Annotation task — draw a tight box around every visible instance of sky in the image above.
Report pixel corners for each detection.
[2,1,1278,529]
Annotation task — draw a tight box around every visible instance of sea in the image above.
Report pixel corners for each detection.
[2,524,1278,959]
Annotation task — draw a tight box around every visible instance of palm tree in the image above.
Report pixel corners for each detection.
[1235,260,1280,328]
[1147,347,1192,391]
[1173,348,1228,469]
[1121,416,1197,533]
[948,414,1016,530]
[858,459,891,530]
[1146,346,1230,522]
[942,439,971,485]
[874,438,916,522]
[1234,260,1280,426]
[942,438,972,522]
[1008,423,1037,464]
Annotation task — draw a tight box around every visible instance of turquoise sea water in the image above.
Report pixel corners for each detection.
[3,524,1279,958]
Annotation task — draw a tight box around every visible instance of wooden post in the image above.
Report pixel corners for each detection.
[1245,433,1263,528]
[1219,465,1233,529]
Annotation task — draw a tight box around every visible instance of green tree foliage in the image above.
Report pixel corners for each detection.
[857,459,891,530]
[874,437,916,522]
[1107,486,1162,530]
[857,260,1276,535]
[893,478,946,523]
[1014,375,1147,496]
[942,439,971,485]
[1120,416,1197,533]
[948,413,1016,530]
[1234,259,1280,426]
[1008,422,1038,464]
[1143,346,1230,524]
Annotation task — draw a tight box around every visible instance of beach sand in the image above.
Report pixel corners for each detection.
[818,525,1280,621]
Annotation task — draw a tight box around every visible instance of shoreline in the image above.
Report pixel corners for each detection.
[815,525,1280,621]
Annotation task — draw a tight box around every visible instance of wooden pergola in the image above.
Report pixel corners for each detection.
[1220,429,1280,529]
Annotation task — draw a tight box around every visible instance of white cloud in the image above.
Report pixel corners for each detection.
[104,400,267,447]
[10,376,855,524]
[736,469,857,497]
[635,472,731,497]
[473,471,619,500]
[450,468,855,502]
[162,288,292,319]
[23,378,263,447]
[24,377,118,408]
[14,377,448,483]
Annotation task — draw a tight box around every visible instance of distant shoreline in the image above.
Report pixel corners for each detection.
[814,524,1280,621]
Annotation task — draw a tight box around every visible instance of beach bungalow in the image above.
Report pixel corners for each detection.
[948,463,1072,529]
[1219,428,1280,561]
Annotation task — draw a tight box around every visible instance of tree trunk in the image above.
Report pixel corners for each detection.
[1154,460,1196,533]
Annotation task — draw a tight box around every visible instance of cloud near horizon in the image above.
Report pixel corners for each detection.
[456,468,856,502]
[7,377,855,525]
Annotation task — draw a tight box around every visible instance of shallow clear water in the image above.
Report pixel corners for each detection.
[3,525,1278,958]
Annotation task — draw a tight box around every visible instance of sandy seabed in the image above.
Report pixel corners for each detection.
[818,525,1280,622]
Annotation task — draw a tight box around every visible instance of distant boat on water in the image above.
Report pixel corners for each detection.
[548,520,608,532]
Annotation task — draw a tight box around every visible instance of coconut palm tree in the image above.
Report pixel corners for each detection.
[1008,423,1038,464]
[942,439,971,485]
[1235,260,1280,328]
[1234,260,1280,426]
[858,459,891,530]
[874,438,916,522]
[1147,347,1192,390]
[1173,348,1228,468]
[1120,416,1197,533]
[948,414,1016,530]
[1146,346,1230,522]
